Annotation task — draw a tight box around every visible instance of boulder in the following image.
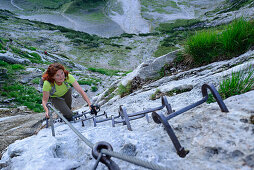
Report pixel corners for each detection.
[0,110,45,159]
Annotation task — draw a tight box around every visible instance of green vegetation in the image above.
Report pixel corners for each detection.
[221,0,254,13]
[29,52,42,63]
[0,42,4,50]
[184,18,254,66]
[104,86,116,97]
[64,30,100,48]
[11,64,25,70]
[0,61,42,113]
[154,45,179,58]
[25,45,36,51]
[150,89,161,100]
[0,61,25,75]
[166,88,192,96]
[154,30,192,58]
[88,67,121,76]
[0,37,7,50]
[103,86,117,102]
[31,77,41,84]
[150,87,192,100]
[207,66,254,103]
[91,86,98,92]
[27,0,72,9]
[120,33,135,38]
[158,53,185,78]
[77,76,101,86]
[117,81,132,98]
[66,0,105,13]
[9,46,43,63]
[78,79,96,86]
[0,60,8,67]
[157,19,201,33]
[1,83,43,112]
[140,0,179,14]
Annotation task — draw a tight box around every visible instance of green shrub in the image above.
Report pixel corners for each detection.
[78,76,101,86]
[0,60,8,67]
[78,79,93,86]
[117,81,132,97]
[25,0,71,9]
[104,86,117,97]
[88,67,120,76]
[11,64,25,70]
[25,45,36,51]
[103,86,117,102]
[208,66,254,103]
[10,45,22,54]
[29,52,42,63]
[31,77,41,84]
[157,19,201,33]
[1,83,43,112]
[91,86,98,92]
[0,42,4,50]
[120,33,134,38]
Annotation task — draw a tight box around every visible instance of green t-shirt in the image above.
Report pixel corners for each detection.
[43,74,76,97]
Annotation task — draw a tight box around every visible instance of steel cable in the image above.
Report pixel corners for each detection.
[48,104,93,148]
[47,103,170,170]
[101,149,171,170]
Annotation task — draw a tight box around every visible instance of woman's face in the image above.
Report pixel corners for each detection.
[53,69,65,84]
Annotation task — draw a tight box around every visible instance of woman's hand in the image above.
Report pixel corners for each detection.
[72,80,92,107]
[45,111,49,118]
[42,91,50,118]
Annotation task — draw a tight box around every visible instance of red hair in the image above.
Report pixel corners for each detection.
[42,63,69,84]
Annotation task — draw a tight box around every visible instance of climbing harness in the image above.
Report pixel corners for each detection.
[40,78,70,96]
[46,83,229,169]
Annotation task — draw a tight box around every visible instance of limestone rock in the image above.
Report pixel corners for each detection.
[0,111,45,158]
[0,51,30,64]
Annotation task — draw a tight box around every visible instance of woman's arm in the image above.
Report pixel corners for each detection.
[72,80,92,108]
[42,91,50,117]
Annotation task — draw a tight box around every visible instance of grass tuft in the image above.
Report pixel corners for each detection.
[208,66,254,103]
[117,81,132,98]
[184,18,254,66]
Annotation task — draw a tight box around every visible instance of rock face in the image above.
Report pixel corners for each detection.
[0,108,45,159]
[0,90,253,169]
[0,51,30,64]
[93,50,179,105]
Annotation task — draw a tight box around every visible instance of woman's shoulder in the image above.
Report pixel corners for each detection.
[43,80,52,86]
[67,74,76,83]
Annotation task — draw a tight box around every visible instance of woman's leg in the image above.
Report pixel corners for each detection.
[64,88,72,110]
[50,90,73,121]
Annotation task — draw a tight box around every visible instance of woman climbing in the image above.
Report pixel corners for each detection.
[42,63,92,121]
